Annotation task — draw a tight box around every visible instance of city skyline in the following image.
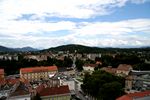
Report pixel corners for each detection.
[0,0,150,49]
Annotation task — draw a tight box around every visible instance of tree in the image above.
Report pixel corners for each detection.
[75,59,84,71]
[99,82,124,100]
[63,56,73,67]
[81,70,125,99]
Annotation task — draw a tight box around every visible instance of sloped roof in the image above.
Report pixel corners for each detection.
[101,67,117,74]
[0,69,4,75]
[84,64,98,67]
[116,90,150,100]
[10,82,30,97]
[117,64,132,71]
[39,85,70,96]
[20,66,58,73]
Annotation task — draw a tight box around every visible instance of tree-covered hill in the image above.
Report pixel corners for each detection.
[42,44,150,53]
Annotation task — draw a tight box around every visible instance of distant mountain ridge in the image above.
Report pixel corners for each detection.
[0,46,15,52]
[0,45,39,52]
[43,44,150,53]
[14,47,39,51]
[44,44,113,53]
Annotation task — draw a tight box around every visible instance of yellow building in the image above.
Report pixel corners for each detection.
[20,66,58,81]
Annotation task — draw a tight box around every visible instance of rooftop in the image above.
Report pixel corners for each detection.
[116,90,150,100]
[20,66,58,73]
[10,82,30,97]
[117,64,132,71]
[83,64,98,68]
[101,67,117,74]
[39,85,70,96]
[0,69,4,75]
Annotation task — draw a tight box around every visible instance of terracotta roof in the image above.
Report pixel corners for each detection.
[0,78,20,85]
[0,69,4,75]
[116,90,150,100]
[36,84,45,93]
[7,78,20,85]
[20,66,58,73]
[101,67,117,74]
[84,64,98,67]
[117,64,132,71]
[0,79,6,85]
[39,85,70,96]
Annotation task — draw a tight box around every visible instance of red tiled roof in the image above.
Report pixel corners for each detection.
[36,84,45,93]
[39,85,70,96]
[84,64,98,67]
[0,69,4,75]
[20,66,58,73]
[7,78,20,84]
[116,90,150,100]
[117,64,132,71]
[0,79,6,85]
[101,67,117,74]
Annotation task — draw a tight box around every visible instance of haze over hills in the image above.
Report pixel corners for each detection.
[0,45,39,52]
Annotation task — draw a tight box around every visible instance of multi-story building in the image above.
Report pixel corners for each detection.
[20,66,58,81]
[0,69,4,79]
[7,82,31,100]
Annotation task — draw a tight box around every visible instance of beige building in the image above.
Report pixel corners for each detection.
[83,64,98,73]
[116,64,132,76]
[20,66,58,81]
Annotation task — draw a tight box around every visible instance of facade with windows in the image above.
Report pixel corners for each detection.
[20,66,58,81]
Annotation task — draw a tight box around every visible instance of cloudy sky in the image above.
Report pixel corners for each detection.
[0,0,150,49]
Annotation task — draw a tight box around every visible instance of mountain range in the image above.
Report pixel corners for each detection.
[44,44,150,53]
[0,44,150,53]
[0,46,39,52]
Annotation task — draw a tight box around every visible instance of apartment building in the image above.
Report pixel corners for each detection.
[20,66,58,81]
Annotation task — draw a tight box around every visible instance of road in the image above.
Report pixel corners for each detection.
[76,91,87,100]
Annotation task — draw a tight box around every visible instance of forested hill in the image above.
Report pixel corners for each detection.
[43,44,150,53]
[0,46,15,52]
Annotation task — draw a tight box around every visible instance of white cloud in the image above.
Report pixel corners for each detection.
[74,19,150,36]
[0,0,150,48]
[0,20,76,38]
[0,18,150,48]
[0,0,129,20]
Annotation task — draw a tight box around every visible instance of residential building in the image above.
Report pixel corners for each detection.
[7,82,31,100]
[83,64,98,72]
[87,53,101,60]
[116,64,132,76]
[125,74,150,92]
[0,79,20,99]
[101,66,117,75]
[24,54,48,61]
[38,85,71,100]
[60,78,75,91]
[0,69,4,79]
[20,66,58,81]
[116,90,150,100]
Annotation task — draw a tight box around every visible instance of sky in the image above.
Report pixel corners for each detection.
[0,0,150,49]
